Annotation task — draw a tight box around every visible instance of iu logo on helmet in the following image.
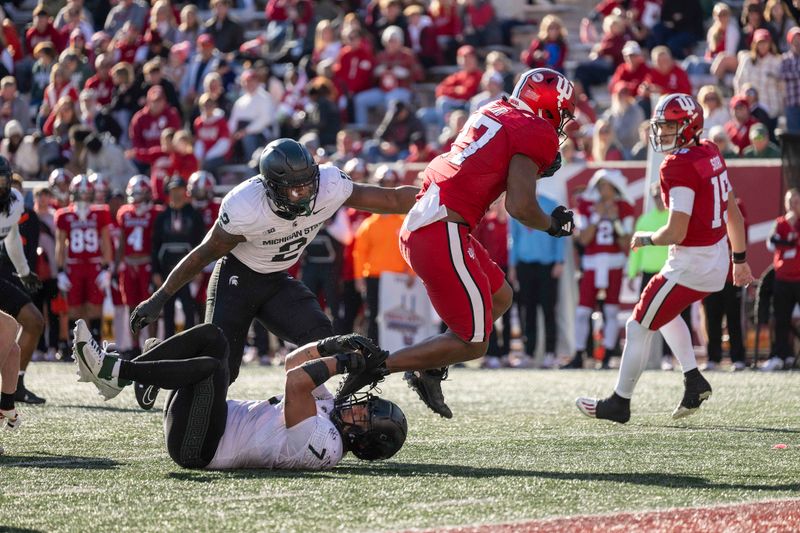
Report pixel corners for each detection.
[674,94,695,113]
[555,76,573,109]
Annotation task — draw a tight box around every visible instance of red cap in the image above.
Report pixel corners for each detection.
[753,28,771,43]
[788,27,800,46]
[730,94,748,109]
[197,33,214,47]
[147,85,165,101]
[457,45,476,57]
[611,80,634,95]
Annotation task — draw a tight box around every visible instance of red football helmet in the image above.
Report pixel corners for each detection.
[49,168,73,204]
[649,93,703,153]
[509,68,576,138]
[187,170,216,202]
[70,174,94,204]
[88,171,110,203]
[126,174,152,204]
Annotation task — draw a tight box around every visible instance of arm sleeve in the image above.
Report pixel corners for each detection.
[4,224,30,276]
[669,186,695,215]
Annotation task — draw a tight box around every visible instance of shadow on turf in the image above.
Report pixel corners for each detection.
[167,470,339,483]
[57,404,149,414]
[0,453,120,470]
[663,424,800,435]
[331,463,800,492]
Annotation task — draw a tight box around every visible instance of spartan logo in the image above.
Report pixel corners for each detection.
[674,94,696,113]
[229,275,239,286]
[555,76,573,110]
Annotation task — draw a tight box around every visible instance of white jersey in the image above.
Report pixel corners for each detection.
[218,164,354,273]
[0,189,25,241]
[205,388,345,470]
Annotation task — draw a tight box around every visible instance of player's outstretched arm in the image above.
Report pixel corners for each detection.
[344,182,420,214]
[726,194,755,286]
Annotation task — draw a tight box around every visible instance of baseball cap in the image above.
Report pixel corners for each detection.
[197,33,214,47]
[165,176,187,191]
[788,27,800,46]
[749,123,768,140]
[730,95,748,109]
[4,120,22,138]
[622,40,642,56]
[753,28,771,43]
[611,80,634,95]
[146,85,165,101]
[457,45,477,58]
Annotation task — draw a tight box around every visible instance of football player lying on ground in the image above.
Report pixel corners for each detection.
[575,93,755,423]
[72,320,407,469]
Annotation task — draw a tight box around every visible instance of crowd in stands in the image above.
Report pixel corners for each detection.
[1,0,798,381]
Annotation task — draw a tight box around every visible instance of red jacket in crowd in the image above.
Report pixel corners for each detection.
[375,48,423,91]
[3,21,23,62]
[194,109,231,161]
[435,68,482,101]
[43,82,79,113]
[596,32,627,66]
[26,24,65,54]
[84,74,114,106]
[724,117,758,153]
[644,64,692,95]
[169,152,199,179]
[610,61,650,95]
[333,40,376,95]
[465,1,495,30]
[266,0,314,37]
[430,3,462,38]
[129,105,182,160]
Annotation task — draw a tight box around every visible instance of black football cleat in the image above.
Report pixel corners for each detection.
[15,386,46,405]
[561,351,584,369]
[576,394,631,424]
[405,367,453,419]
[672,369,712,419]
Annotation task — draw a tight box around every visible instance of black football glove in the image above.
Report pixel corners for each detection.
[547,205,574,237]
[130,289,171,334]
[540,152,562,178]
[16,272,42,294]
[318,334,380,357]
[334,352,366,374]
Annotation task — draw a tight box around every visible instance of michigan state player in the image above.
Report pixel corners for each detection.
[129,138,418,409]
[73,320,407,468]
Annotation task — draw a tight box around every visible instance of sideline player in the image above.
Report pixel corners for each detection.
[73,320,407,469]
[129,138,419,409]
[576,93,754,423]
[337,68,577,418]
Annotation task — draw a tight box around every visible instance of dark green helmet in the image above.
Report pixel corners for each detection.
[258,138,320,219]
[332,393,408,461]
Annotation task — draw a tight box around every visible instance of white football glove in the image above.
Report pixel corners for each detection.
[96,269,111,290]
[57,271,72,292]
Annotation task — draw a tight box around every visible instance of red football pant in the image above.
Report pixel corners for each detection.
[67,264,104,307]
[632,274,709,331]
[579,268,623,307]
[400,221,505,343]
[120,262,152,307]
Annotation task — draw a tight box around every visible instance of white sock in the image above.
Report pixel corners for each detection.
[659,315,697,372]
[111,359,122,379]
[614,318,655,399]
[603,304,620,349]
[18,370,24,377]
[574,306,592,351]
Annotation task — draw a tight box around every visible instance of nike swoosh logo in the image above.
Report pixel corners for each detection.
[312,208,325,215]
[75,342,89,368]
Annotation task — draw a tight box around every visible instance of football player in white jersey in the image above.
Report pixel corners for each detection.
[129,138,418,410]
[72,320,407,469]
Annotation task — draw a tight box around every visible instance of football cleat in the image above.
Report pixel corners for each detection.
[0,408,22,431]
[134,337,163,410]
[576,395,631,424]
[73,319,130,401]
[672,369,712,419]
[404,367,453,419]
[15,386,46,405]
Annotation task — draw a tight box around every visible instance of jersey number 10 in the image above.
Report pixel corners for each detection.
[710,171,732,229]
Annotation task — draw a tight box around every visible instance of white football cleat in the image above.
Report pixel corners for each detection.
[73,319,127,401]
[0,408,22,431]
[760,356,784,372]
[576,397,598,418]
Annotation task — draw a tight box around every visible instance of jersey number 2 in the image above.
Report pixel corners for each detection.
[271,237,308,262]
[447,114,502,166]
[710,171,732,229]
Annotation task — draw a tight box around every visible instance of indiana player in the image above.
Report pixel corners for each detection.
[337,68,577,418]
[116,175,163,355]
[48,168,72,208]
[55,175,114,340]
[128,138,419,409]
[72,320,407,469]
[564,169,634,369]
[576,93,754,423]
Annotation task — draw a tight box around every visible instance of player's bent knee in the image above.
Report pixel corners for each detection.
[18,304,44,334]
[492,282,513,317]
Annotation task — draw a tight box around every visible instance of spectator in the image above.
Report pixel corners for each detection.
[329,129,362,167]
[369,0,407,45]
[0,77,31,133]
[175,5,201,50]
[151,175,205,338]
[43,95,79,138]
[109,62,139,143]
[648,0,704,59]
[84,132,137,191]
[508,194,564,369]
[0,8,22,66]
[521,14,568,72]
[228,69,278,161]
[140,57,181,115]
[26,5,65,54]
[365,100,423,162]
[462,0,498,48]
[353,165,412,344]
[145,128,176,202]
[127,85,182,171]
[31,42,57,109]
[697,85,729,138]
[429,45,482,125]
[742,83,778,140]
[60,8,92,46]
[590,118,624,162]
[303,78,341,149]
[180,34,221,106]
[0,120,39,179]
[405,131,438,163]
[59,49,91,91]
[602,81,644,156]
[265,0,314,43]
[111,21,146,66]
[740,1,777,51]
[55,0,92,32]
[765,0,796,52]
[707,2,740,60]
[311,20,341,67]
[146,0,179,47]
[742,123,781,157]
[165,40,190,90]
[734,29,783,129]
[438,109,468,153]
[204,0,244,54]
[193,93,231,174]
[485,50,515,94]
[609,40,650,96]
[404,4,441,68]
[104,0,149,36]
[84,53,114,106]
[708,125,739,158]
[764,188,800,370]
[639,46,692,112]
[574,14,628,99]
[332,28,376,118]
[168,130,199,179]
[41,63,78,124]
[429,0,461,61]
[782,27,800,132]
[354,26,421,126]
[724,95,758,154]
[629,120,651,161]
[470,71,507,113]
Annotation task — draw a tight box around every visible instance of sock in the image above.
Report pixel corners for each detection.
[117,357,219,389]
[603,304,620,349]
[574,306,592,351]
[614,318,655,399]
[659,315,697,372]
[0,392,14,410]
[611,391,630,405]
[111,359,122,378]
[17,371,24,389]
[89,319,102,339]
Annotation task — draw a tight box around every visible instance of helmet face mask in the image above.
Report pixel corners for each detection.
[331,392,407,461]
[126,174,152,210]
[259,138,320,220]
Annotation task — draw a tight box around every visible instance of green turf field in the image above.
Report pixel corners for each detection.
[2,363,799,532]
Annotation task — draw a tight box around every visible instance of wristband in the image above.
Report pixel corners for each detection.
[732,251,747,264]
[640,235,654,246]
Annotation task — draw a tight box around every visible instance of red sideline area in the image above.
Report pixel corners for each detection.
[411,498,800,533]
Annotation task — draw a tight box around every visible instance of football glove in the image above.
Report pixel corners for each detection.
[95,269,111,290]
[17,272,42,294]
[57,270,72,292]
[540,152,562,178]
[547,205,575,237]
[317,334,380,357]
[130,288,171,333]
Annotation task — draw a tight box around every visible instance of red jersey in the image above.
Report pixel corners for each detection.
[435,69,483,101]
[194,110,231,158]
[644,65,692,96]
[169,152,199,179]
[26,25,65,53]
[117,203,163,259]
[660,140,730,248]
[84,75,115,106]
[196,201,221,231]
[577,198,635,255]
[129,106,182,157]
[421,99,558,228]
[724,117,757,153]
[610,62,651,95]
[55,205,111,265]
[333,42,376,95]
[771,216,800,282]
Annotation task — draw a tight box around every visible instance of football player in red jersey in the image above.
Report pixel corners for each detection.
[48,168,72,209]
[564,169,634,369]
[187,171,220,314]
[54,175,114,339]
[337,68,578,417]
[577,93,755,424]
[116,176,163,352]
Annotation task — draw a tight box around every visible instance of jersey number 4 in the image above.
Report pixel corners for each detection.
[710,171,732,229]
[447,114,502,166]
